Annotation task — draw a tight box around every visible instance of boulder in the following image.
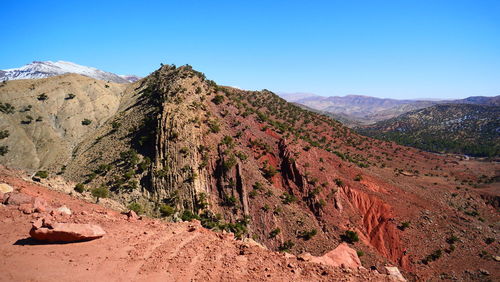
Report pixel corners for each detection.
[33,198,48,212]
[385,266,406,281]
[54,205,72,215]
[30,219,106,242]
[125,210,139,221]
[306,243,361,268]
[18,203,34,214]
[0,183,13,193]
[4,193,33,205]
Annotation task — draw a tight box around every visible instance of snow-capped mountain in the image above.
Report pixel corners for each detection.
[0,61,141,83]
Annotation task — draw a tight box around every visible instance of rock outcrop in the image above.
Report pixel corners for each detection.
[298,243,362,268]
[30,218,105,242]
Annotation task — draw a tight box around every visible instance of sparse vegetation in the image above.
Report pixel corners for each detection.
[0,146,9,156]
[422,249,442,264]
[91,186,109,203]
[212,95,225,105]
[280,192,297,204]
[37,93,48,101]
[269,228,281,238]
[159,204,175,217]
[278,240,295,252]
[298,229,317,240]
[35,170,49,179]
[0,130,9,139]
[341,230,359,244]
[82,119,92,125]
[0,102,15,114]
[128,202,144,214]
[74,183,85,193]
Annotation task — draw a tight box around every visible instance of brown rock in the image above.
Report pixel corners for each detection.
[33,197,48,212]
[385,266,406,281]
[18,203,34,214]
[4,193,33,205]
[30,220,106,242]
[0,183,14,193]
[308,243,361,268]
[125,210,139,221]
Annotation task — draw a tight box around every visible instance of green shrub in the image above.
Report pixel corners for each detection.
[484,237,495,244]
[341,230,359,244]
[0,102,15,114]
[35,170,49,179]
[280,192,297,204]
[278,240,295,252]
[422,249,442,264]
[0,145,8,156]
[0,130,9,139]
[66,93,76,100]
[356,250,364,257]
[74,183,85,193]
[269,228,281,238]
[262,164,278,180]
[128,202,144,214]
[354,174,363,181]
[298,229,317,240]
[208,120,220,133]
[82,119,92,125]
[111,121,121,129]
[37,93,48,101]
[181,210,200,221]
[398,221,411,231]
[222,155,237,172]
[212,95,224,105]
[446,235,459,244]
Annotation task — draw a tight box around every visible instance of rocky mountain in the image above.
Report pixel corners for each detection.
[282,94,500,125]
[0,61,140,83]
[0,65,498,280]
[357,104,500,157]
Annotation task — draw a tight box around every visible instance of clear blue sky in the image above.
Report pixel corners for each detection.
[1,0,499,99]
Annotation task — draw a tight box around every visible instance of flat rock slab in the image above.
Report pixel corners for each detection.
[0,183,14,193]
[30,220,106,242]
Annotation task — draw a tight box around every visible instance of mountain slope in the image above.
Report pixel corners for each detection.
[0,74,129,170]
[0,166,391,281]
[357,104,500,157]
[0,61,140,83]
[285,94,500,125]
[0,65,499,280]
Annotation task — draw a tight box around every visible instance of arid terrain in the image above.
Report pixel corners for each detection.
[1,65,499,281]
[0,166,398,281]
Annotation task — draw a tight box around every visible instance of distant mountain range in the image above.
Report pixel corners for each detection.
[357,104,500,157]
[279,93,500,125]
[0,61,141,83]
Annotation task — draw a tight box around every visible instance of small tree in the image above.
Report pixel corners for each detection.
[91,186,109,203]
